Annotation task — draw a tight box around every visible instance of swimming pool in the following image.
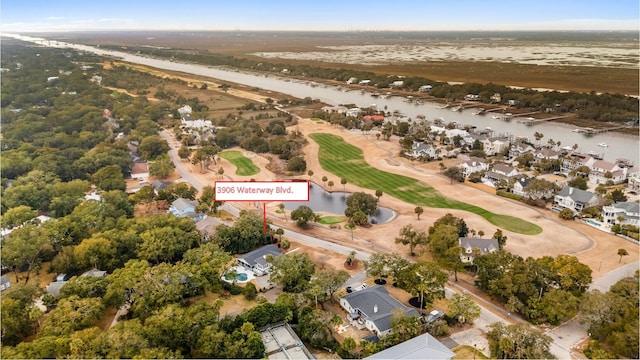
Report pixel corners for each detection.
[586,219,601,227]
[225,272,248,281]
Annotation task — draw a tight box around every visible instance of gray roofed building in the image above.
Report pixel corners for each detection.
[1,275,11,291]
[364,332,454,360]
[46,281,67,297]
[459,237,500,263]
[339,285,420,336]
[603,201,640,227]
[81,268,107,278]
[237,244,282,276]
[554,186,598,214]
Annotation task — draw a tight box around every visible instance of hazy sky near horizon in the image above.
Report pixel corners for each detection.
[2,0,638,32]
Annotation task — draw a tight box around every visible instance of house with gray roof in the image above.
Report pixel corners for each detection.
[554,186,598,214]
[339,285,420,336]
[365,332,454,360]
[1,275,12,292]
[46,281,67,297]
[237,244,282,276]
[408,141,436,159]
[512,177,531,197]
[169,197,206,222]
[81,268,107,278]
[459,237,500,263]
[603,202,640,227]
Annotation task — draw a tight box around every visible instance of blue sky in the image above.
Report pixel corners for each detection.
[1,0,638,32]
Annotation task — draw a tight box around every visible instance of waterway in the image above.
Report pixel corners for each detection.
[10,34,639,164]
[283,183,395,224]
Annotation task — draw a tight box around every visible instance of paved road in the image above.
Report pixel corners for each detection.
[589,261,639,292]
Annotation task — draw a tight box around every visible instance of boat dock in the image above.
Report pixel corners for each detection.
[517,115,570,125]
[572,125,630,135]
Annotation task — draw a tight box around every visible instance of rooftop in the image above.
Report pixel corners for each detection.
[365,332,454,360]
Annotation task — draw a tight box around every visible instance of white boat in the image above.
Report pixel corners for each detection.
[598,142,608,147]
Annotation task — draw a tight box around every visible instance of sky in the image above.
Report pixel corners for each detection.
[1,0,638,32]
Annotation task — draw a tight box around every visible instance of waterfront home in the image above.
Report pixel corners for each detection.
[534,148,562,161]
[560,152,597,173]
[603,202,640,227]
[464,94,480,101]
[588,160,628,185]
[346,77,358,84]
[459,157,490,178]
[554,186,598,214]
[390,80,404,88]
[418,85,433,92]
[346,107,362,117]
[508,141,535,161]
[340,285,420,336]
[321,105,349,114]
[459,237,500,263]
[628,171,640,192]
[481,137,511,156]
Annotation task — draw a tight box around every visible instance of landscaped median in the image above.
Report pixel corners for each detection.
[219,150,260,176]
[309,133,542,235]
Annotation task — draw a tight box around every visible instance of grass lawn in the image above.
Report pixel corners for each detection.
[453,345,488,359]
[318,215,346,225]
[309,133,542,235]
[220,150,260,176]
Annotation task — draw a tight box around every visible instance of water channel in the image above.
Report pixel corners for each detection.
[12,34,639,164]
[284,183,395,224]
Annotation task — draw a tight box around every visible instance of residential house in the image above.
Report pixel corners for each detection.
[390,80,404,88]
[196,216,227,242]
[81,268,107,278]
[408,142,436,160]
[490,93,502,103]
[237,244,282,276]
[589,160,628,185]
[131,162,149,181]
[603,202,640,227]
[418,85,433,92]
[628,171,640,192]
[321,105,349,114]
[512,177,531,197]
[554,186,598,214]
[508,141,535,161]
[340,285,421,336]
[1,275,11,292]
[534,148,562,161]
[561,152,597,173]
[346,77,358,84]
[484,163,518,184]
[464,94,480,101]
[358,79,372,85]
[481,138,511,156]
[365,332,454,360]
[169,197,206,222]
[346,108,362,117]
[458,238,500,263]
[151,179,173,194]
[459,157,489,178]
[47,274,71,297]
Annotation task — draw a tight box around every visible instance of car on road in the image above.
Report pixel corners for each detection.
[346,286,353,293]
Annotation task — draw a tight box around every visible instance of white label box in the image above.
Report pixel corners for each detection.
[214,181,310,202]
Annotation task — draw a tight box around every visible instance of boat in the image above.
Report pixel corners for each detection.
[598,142,608,147]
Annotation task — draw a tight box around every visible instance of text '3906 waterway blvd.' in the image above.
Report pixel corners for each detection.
[214,181,310,202]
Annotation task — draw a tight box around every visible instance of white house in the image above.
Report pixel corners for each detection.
[603,202,640,227]
[554,186,598,214]
[418,85,433,92]
[628,171,640,192]
[512,177,531,197]
[589,160,627,184]
[237,244,282,276]
[482,138,511,156]
[340,286,421,336]
[346,108,362,117]
[390,80,404,88]
[346,77,358,84]
[365,332,454,360]
[459,157,490,178]
[169,198,206,222]
[458,238,500,263]
[464,94,480,101]
[409,142,436,159]
[484,163,519,184]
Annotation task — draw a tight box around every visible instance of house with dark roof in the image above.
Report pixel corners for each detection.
[512,177,531,197]
[81,268,107,278]
[459,238,500,263]
[603,202,640,227]
[408,141,436,159]
[237,244,282,276]
[554,186,598,214]
[364,332,454,360]
[339,285,421,336]
[46,280,67,297]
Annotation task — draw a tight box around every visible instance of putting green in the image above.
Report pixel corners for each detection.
[220,150,260,176]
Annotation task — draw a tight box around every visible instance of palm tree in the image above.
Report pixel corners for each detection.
[278,203,287,221]
[307,169,314,180]
[375,189,383,200]
[415,206,424,220]
[322,176,328,187]
[327,180,334,191]
[341,178,347,191]
[617,248,629,263]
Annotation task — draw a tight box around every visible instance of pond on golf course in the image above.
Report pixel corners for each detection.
[283,183,396,224]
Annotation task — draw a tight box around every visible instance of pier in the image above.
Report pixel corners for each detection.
[572,125,630,135]
[517,115,570,125]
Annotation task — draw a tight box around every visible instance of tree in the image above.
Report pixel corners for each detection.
[327,180,334,190]
[91,164,125,191]
[375,189,383,200]
[444,167,464,183]
[307,170,314,180]
[149,155,175,178]
[398,261,447,309]
[414,206,424,220]
[0,205,38,228]
[446,294,481,324]
[365,253,389,279]
[492,229,508,250]
[341,178,347,191]
[178,145,192,160]
[195,185,222,215]
[617,248,629,263]
[395,224,428,256]
[74,237,117,271]
[287,156,306,172]
[486,322,554,359]
[269,252,315,292]
[568,176,588,190]
[345,192,378,217]
[278,203,287,221]
[291,205,318,228]
[558,207,575,220]
[1,224,51,284]
[138,226,199,264]
[438,162,446,173]
[1,297,35,346]
[39,296,105,337]
[312,268,350,303]
[523,177,558,200]
[321,176,328,187]
[607,188,628,203]
[138,135,170,160]
[428,224,459,259]
[442,245,464,281]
